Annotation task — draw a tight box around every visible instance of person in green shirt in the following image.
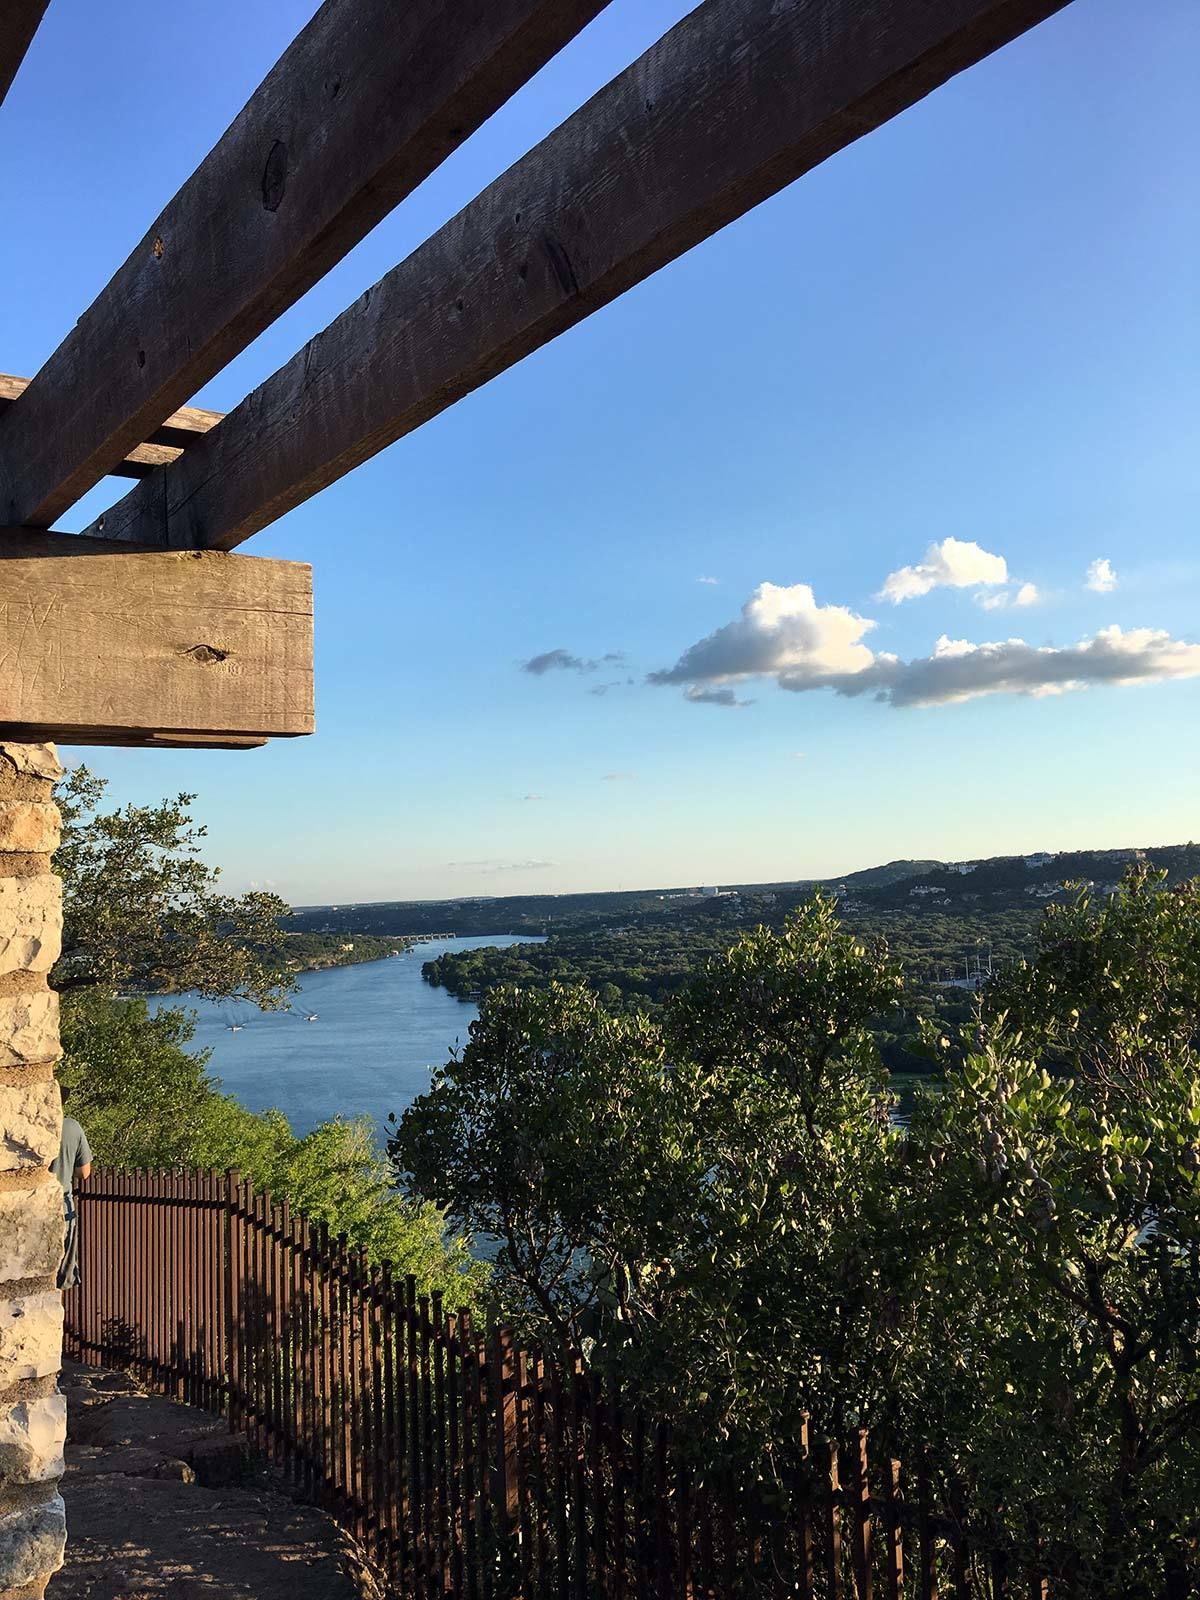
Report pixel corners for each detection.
[52,1088,92,1290]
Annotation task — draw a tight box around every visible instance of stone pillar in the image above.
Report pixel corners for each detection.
[0,744,66,1600]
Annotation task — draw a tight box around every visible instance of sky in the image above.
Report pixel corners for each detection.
[2,0,1197,904]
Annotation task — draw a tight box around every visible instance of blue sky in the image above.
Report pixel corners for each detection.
[3,0,1197,903]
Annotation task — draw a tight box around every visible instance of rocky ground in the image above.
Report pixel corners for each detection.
[46,1363,381,1600]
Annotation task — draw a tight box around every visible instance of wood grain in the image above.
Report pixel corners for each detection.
[82,0,1072,554]
[0,0,48,107]
[0,375,221,481]
[0,531,312,746]
[0,0,612,528]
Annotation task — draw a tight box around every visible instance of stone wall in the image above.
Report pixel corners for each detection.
[0,744,66,1600]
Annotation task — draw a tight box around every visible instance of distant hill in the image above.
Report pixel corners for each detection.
[287,844,1198,939]
[831,860,943,891]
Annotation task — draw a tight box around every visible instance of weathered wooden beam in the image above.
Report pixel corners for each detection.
[81,0,1071,554]
[0,0,49,106]
[0,375,221,481]
[0,532,312,747]
[0,0,613,528]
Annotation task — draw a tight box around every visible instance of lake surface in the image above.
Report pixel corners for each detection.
[153,936,539,1137]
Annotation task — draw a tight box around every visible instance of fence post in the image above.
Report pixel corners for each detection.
[884,1458,904,1600]
[917,1459,938,1600]
[224,1170,241,1434]
[826,1440,843,1599]
[852,1430,873,1600]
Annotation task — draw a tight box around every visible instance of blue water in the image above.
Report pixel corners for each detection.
[152,936,538,1137]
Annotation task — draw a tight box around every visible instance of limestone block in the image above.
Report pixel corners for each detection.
[0,877,62,978]
[0,744,64,784]
[0,1185,63,1285]
[0,1395,66,1488]
[0,992,60,1070]
[0,1081,60,1173]
[0,1294,64,1388]
[0,1493,66,1590]
[0,802,60,856]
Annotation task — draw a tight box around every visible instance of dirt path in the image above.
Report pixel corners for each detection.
[47,1363,380,1600]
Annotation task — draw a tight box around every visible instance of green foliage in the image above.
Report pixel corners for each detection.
[395,900,906,1447]
[391,983,682,1348]
[892,1035,1200,1592]
[396,877,1200,1590]
[982,867,1200,1085]
[55,766,293,1007]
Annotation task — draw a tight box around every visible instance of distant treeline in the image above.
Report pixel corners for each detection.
[285,842,1200,941]
[419,842,1200,1074]
[280,929,410,973]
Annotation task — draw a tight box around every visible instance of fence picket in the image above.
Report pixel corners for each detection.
[852,1430,873,1600]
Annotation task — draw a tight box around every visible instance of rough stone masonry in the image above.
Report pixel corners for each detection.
[0,743,66,1600]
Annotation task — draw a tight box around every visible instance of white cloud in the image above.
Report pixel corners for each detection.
[652,580,1200,712]
[648,581,875,690]
[697,575,719,585]
[826,626,1200,709]
[979,581,1040,612]
[522,793,544,802]
[1086,558,1118,593]
[879,537,1007,603]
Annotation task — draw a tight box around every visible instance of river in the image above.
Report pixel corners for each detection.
[152,935,540,1138]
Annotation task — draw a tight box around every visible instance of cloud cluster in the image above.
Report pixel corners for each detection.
[879,538,1007,603]
[522,541,1162,722]
[652,576,1200,710]
[522,648,624,675]
[1087,558,1118,593]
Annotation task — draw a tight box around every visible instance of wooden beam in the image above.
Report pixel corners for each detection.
[0,0,613,528]
[0,532,312,747]
[82,0,1071,554]
[0,0,49,107]
[0,375,221,481]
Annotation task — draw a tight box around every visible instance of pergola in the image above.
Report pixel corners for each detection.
[0,0,1070,1590]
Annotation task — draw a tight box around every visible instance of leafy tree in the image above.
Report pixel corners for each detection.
[54,766,292,1006]
[982,867,1200,1087]
[394,899,905,1456]
[391,983,687,1348]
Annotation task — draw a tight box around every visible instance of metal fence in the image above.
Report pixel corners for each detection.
[64,1168,1074,1598]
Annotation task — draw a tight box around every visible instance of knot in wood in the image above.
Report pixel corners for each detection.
[261,141,288,213]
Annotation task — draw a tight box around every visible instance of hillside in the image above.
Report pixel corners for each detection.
[288,842,1198,941]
